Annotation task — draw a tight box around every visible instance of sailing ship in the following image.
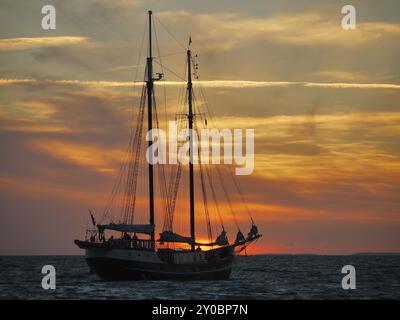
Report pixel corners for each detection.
[74,11,261,280]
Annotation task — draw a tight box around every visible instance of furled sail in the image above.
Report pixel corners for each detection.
[159,230,230,247]
[158,231,194,244]
[214,230,229,246]
[99,223,154,234]
[235,230,245,243]
[247,224,259,240]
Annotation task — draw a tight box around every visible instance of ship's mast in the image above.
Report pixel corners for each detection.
[187,49,195,250]
[147,10,155,244]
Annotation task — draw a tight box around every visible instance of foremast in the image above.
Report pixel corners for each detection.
[146,10,155,244]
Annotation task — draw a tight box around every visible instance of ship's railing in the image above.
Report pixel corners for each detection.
[106,238,155,251]
[85,229,97,242]
[83,231,155,251]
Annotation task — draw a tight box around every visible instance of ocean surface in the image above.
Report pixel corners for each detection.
[0,255,399,299]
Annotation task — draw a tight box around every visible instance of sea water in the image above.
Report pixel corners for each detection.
[0,255,399,299]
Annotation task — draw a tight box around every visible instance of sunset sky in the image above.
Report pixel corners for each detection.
[1,0,400,255]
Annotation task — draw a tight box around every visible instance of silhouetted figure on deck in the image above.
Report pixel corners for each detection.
[131,233,138,248]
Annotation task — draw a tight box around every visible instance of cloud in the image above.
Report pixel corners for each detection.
[158,11,400,49]
[209,112,400,197]
[313,70,368,82]
[0,36,90,51]
[116,0,142,8]
[303,82,400,89]
[31,139,124,174]
[1,78,400,89]
[0,90,135,137]
[0,79,37,85]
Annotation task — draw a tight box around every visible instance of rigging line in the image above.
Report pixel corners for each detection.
[154,15,187,50]
[153,50,186,58]
[102,147,129,222]
[191,90,225,231]
[194,84,241,227]
[168,164,182,231]
[204,160,225,230]
[153,92,171,229]
[152,91,169,209]
[123,72,147,224]
[153,59,186,81]
[215,164,240,230]
[132,17,148,84]
[162,161,182,232]
[195,84,241,229]
[107,131,132,223]
[176,50,188,107]
[195,75,221,134]
[197,81,253,222]
[192,64,247,235]
[101,18,147,224]
[102,103,135,222]
[123,84,146,224]
[227,163,253,220]
[163,91,187,232]
[174,58,188,120]
[198,83,217,127]
[153,74,184,234]
[164,81,187,231]
[194,110,213,244]
[153,17,168,135]
[192,92,224,242]
[192,63,253,234]
[123,17,148,224]
[198,95,253,224]
[161,58,188,233]
[164,45,191,231]
[101,83,146,224]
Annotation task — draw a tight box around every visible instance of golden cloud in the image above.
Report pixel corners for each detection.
[0,36,90,51]
[158,11,400,48]
[1,78,400,89]
[31,140,125,174]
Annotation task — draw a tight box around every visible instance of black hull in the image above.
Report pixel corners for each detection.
[86,257,233,281]
[75,239,240,281]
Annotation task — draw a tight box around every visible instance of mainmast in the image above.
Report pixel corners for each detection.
[146,10,155,244]
[187,49,195,250]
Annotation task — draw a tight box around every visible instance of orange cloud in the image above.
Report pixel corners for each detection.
[1,78,400,89]
[0,36,90,51]
[30,140,125,174]
[158,11,400,49]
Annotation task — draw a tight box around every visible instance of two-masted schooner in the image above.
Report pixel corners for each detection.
[75,11,261,280]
